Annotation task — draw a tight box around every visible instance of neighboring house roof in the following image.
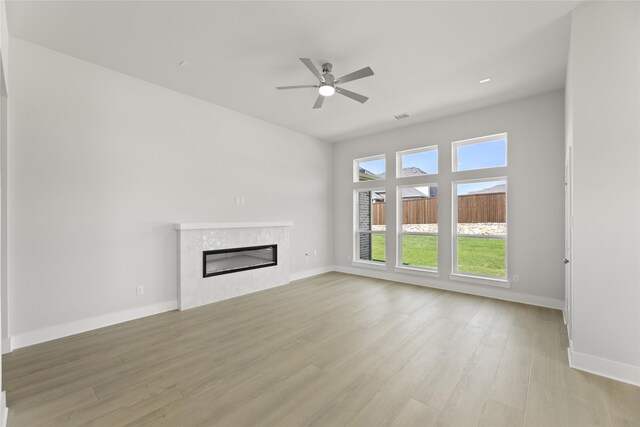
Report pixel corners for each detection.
[399,187,428,198]
[374,185,436,202]
[359,167,380,181]
[468,184,506,194]
[362,166,429,181]
[400,166,428,177]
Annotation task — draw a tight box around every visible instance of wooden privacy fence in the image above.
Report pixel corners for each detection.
[372,192,505,225]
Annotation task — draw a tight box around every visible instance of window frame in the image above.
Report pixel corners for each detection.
[450,177,509,287]
[353,154,386,183]
[395,182,439,277]
[396,145,439,178]
[452,133,508,173]
[353,187,387,269]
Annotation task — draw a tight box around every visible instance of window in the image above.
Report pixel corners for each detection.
[354,155,385,182]
[452,178,507,281]
[398,184,438,271]
[355,189,386,264]
[453,133,507,172]
[397,146,438,177]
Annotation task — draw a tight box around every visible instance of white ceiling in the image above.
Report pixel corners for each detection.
[6,1,577,142]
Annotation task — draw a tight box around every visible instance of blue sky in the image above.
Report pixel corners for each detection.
[402,149,438,174]
[457,139,506,171]
[360,158,386,175]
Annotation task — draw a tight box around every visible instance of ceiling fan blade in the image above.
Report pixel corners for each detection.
[276,85,318,90]
[336,87,369,103]
[336,66,374,84]
[313,94,325,109]
[300,58,324,82]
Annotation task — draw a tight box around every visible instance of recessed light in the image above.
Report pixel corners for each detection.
[179,61,192,68]
[480,78,491,84]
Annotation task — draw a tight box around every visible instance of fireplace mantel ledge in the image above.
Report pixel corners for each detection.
[175,221,294,230]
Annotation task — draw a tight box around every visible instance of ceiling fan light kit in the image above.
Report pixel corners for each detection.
[276,58,374,109]
[318,84,335,97]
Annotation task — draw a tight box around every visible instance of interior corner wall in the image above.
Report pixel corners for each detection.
[565,1,640,384]
[7,38,334,346]
[333,91,566,308]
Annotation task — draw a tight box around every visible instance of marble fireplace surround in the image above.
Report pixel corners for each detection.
[176,222,292,310]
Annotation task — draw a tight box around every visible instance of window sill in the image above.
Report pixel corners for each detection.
[394,265,439,278]
[352,260,387,270]
[449,273,510,288]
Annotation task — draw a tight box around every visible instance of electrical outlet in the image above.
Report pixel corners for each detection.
[512,274,519,283]
[136,285,144,295]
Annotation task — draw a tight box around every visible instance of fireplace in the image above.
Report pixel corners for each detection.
[203,244,278,277]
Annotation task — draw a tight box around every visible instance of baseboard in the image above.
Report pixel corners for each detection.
[562,306,567,325]
[290,265,335,282]
[568,346,640,387]
[11,300,178,350]
[1,337,10,354]
[333,265,564,310]
[0,391,7,427]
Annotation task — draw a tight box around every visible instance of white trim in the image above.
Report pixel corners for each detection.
[175,221,293,230]
[11,300,178,350]
[289,265,335,282]
[568,346,640,387]
[394,266,439,278]
[0,392,6,427]
[1,337,10,354]
[352,260,387,270]
[449,273,510,288]
[354,154,386,183]
[354,187,387,264]
[396,181,439,273]
[334,265,563,310]
[452,176,508,282]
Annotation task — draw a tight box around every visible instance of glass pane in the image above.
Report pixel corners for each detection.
[356,157,385,182]
[399,148,438,176]
[400,186,437,233]
[457,237,506,278]
[456,180,505,236]
[401,235,437,269]
[456,137,506,171]
[358,190,386,232]
[358,233,385,263]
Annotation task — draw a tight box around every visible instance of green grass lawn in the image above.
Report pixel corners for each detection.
[402,235,437,269]
[371,233,386,262]
[457,237,506,277]
[370,234,505,277]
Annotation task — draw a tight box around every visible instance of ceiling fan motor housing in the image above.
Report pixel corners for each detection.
[321,63,335,83]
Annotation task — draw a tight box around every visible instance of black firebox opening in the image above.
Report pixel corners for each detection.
[203,244,277,277]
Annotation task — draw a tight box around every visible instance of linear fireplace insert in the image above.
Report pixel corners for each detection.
[203,244,277,277]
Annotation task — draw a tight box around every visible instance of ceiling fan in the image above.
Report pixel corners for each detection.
[276,58,374,109]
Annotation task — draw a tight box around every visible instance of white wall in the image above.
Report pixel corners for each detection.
[334,91,565,307]
[566,2,640,385]
[7,38,333,346]
[0,0,8,423]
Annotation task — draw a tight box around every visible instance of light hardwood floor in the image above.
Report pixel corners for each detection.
[4,272,639,426]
